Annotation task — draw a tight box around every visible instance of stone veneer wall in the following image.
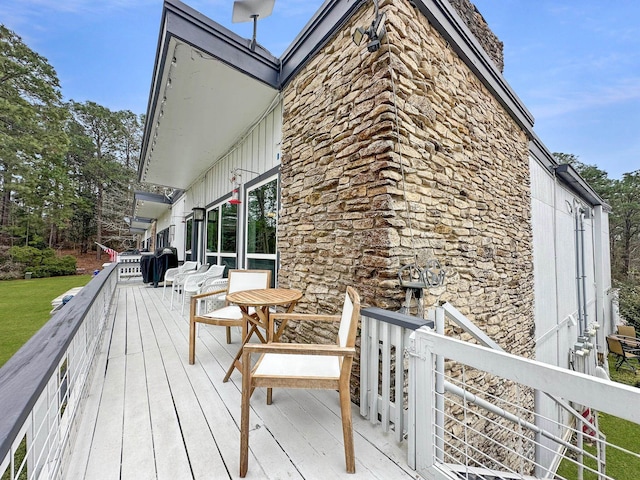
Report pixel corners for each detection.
[449,0,504,72]
[278,3,534,463]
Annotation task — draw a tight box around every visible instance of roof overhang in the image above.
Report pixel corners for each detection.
[554,164,608,209]
[529,135,609,210]
[139,0,280,190]
[133,191,175,220]
[130,217,154,230]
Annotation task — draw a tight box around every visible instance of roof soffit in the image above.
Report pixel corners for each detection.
[139,0,280,190]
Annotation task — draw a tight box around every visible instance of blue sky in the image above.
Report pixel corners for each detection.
[2,0,638,179]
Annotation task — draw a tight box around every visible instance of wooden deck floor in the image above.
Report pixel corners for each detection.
[63,283,415,480]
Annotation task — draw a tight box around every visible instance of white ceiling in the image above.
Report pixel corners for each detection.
[141,38,279,190]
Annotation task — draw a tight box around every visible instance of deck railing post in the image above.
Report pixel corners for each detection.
[359,314,370,419]
[409,326,436,472]
[434,307,445,463]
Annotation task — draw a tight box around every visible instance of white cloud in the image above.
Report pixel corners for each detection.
[528,77,640,119]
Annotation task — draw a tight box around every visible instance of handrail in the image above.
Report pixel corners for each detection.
[0,264,118,477]
[409,328,640,478]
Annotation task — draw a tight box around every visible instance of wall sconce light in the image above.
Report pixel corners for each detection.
[352,0,386,53]
[192,207,205,222]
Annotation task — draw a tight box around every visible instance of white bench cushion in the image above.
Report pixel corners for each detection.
[255,354,340,379]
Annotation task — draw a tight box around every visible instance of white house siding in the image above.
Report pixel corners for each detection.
[530,155,611,469]
[174,101,283,265]
[530,156,610,369]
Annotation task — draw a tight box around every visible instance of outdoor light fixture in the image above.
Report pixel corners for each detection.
[352,0,386,53]
[192,207,205,222]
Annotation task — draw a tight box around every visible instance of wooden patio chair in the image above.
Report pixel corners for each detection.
[606,335,640,373]
[189,269,271,364]
[617,324,638,339]
[239,287,361,476]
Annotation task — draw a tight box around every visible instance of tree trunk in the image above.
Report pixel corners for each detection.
[96,184,103,261]
[1,187,11,227]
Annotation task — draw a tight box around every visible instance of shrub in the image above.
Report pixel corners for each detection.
[31,256,77,278]
[8,246,51,266]
[7,246,76,278]
[0,260,24,280]
[618,283,640,330]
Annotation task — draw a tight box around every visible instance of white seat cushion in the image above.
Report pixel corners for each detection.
[201,305,255,320]
[255,353,340,379]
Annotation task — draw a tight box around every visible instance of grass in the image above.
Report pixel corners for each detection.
[0,275,92,368]
[556,356,640,479]
[0,275,92,480]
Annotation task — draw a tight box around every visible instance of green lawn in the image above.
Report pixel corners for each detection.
[556,357,640,479]
[0,275,92,368]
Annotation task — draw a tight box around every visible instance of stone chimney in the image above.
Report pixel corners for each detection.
[448,0,504,72]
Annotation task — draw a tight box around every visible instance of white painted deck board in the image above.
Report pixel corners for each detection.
[63,291,120,480]
[63,283,414,480]
[121,352,156,479]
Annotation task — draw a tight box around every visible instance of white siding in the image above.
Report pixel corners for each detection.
[530,155,612,471]
[167,101,283,265]
[183,101,282,213]
[530,157,610,367]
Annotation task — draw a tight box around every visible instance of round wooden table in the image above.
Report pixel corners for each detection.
[224,288,302,382]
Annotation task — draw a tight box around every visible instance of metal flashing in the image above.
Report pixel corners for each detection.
[554,163,607,208]
[134,191,173,205]
[132,216,153,224]
[279,0,367,87]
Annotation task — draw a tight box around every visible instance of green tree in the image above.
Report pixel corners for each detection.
[68,101,139,258]
[0,25,68,239]
[611,171,640,279]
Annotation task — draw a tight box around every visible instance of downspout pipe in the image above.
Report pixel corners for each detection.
[579,209,589,336]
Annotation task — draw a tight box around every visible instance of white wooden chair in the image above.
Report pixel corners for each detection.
[239,287,361,476]
[181,264,226,314]
[162,260,198,300]
[189,269,271,364]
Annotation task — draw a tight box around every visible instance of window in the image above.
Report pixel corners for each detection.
[156,228,169,249]
[185,218,193,261]
[205,202,238,272]
[245,177,277,285]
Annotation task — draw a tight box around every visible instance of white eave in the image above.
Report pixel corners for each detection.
[133,191,174,220]
[139,0,280,190]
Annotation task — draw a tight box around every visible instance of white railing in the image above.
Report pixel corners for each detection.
[409,326,640,479]
[360,303,640,479]
[117,254,143,281]
[359,308,430,448]
[0,265,118,480]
